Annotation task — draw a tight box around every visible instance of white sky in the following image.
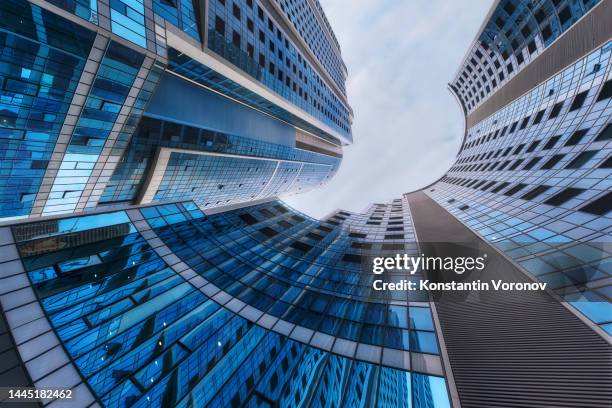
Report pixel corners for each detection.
[283,0,494,218]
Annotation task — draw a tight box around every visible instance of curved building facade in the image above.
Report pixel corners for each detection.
[0,1,611,408]
[0,199,451,407]
[436,0,611,334]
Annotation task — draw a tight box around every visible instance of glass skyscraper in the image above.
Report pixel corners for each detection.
[0,0,351,220]
[0,1,610,407]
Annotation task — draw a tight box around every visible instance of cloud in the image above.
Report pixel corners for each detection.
[283,0,494,218]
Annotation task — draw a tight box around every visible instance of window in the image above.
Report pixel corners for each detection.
[509,121,518,133]
[258,227,278,237]
[543,135,560,150]
[215,17,225,35]
[526,140,540,153]
[568,91,588,111]
[472,180,487,189]
[20,193,36,203]
[565,151,596,169]
[342,254,362,263]
[481,181,497,191]
[306,232,323,240]
[232,3,241,19]
[548,101,563,119]
[513,144,525,155]
[558,5,574,22]
[527,40,537,54]
[532,110,545,125]
[349,232,367,238]
[508,159,523,170]
[579,192,612,215]
[239,213,258,225]
[523,157,541,170]
[565,129,588,146]
[386,227,404,232]
[543,187,584,206]
[247,18,254,32]
[541,154,564,169]
[491,182,510,193]
[594,124,612,142]
[279,220,292,229]
[232,31,241,47]
[542,25,552,41]
[291,241,313,252]
[596,79,612,102]
[260,209,274,219]
[504,183,526,196]
[30,160,48,169]
[352,242,372,249]
[382,243,404,250]
[521,185,550,200]
[519,116,530,130]
[600,156,612,169]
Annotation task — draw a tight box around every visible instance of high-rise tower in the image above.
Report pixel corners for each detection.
[0,1,610,407]
[0,0,352,221]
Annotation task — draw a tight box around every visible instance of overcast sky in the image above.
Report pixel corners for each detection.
[283,0,494,218]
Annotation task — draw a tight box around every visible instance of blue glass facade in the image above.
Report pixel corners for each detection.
[0,1,609,407]
[0,0,351,220]
[152,0,201,42]
[166,47,347,144]
[432,41,612,331]
[43,40,145,215]
[206,0,352,138]
[3,201,451,407]
[141,199,436,351]
[276,0,346,94]
[99,113,341,208]
[452,0,602,112]
[0,1,95,219]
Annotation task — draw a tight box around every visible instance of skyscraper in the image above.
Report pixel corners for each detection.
[435,0,611,334]
[0,0,352,220]
[0,1,610,407]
